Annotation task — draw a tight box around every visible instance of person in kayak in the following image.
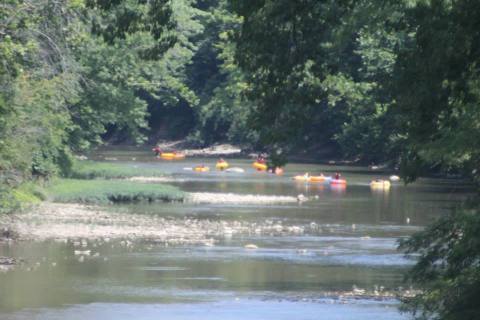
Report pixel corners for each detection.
[257,155,266,164]
[152,145,162,156]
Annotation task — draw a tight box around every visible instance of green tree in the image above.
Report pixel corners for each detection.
[399,206,480,320]
[393,0,480,183]
[187,0,258,146]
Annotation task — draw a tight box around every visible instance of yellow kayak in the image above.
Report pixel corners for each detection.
[194,166,209,172]
[294,175,310,181]
[252,162,267,171]
[370,180,391,189]
[160,153,185,160]
[216,161,229,170]
[294,175,330,182]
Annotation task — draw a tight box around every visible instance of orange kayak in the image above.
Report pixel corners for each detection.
[310,175,331,182]
[194,166,209,172]
[160,153,185,160]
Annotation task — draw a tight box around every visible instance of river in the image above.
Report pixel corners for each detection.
[0,150,472,319]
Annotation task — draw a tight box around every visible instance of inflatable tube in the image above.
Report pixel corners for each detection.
[389,175,400,182]
[370,180,391,188]
[252,162,267,171]
[194,166,209,172]
[216,161,229,170]
[160,153,185,160]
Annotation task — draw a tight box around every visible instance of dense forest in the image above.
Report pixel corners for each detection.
[2,0,480,185]
[1,1,480,318]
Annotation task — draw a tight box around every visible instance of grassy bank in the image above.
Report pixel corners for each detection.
[47,179,184,204]
[70,160,166,179]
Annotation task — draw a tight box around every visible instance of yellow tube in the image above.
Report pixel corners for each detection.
[252,162,267,171]
[216,161,229,170]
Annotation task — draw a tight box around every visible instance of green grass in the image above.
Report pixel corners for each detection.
[70,160,165,179]
[47,179,184,204]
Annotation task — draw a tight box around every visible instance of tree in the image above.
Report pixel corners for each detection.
[393,0,480,183]
[186,0,258,146]
[0,0,178,212]
[399,206,480,320]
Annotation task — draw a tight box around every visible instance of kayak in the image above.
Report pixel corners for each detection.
[160,153,185,160]
[226,167,245,173]
[216,161,229,170]
[330,179,347,185]
[370,180,391,188]
[294,175,310,181]
[310,175,331,182]
[194,166,209,172]
[293,175,331,182]
[252,162,267,171]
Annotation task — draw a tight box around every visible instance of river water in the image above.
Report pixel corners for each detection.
[0,151,472,319]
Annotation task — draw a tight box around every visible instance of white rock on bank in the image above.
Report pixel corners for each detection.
[186,192,299,204]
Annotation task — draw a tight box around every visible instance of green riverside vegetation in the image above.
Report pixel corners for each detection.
[70,160,166,179]
[47,179,184,204]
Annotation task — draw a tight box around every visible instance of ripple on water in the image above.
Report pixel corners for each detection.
[124,240,413,267]
[0,299,407,320]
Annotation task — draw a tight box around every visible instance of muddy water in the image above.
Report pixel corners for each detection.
[0,150,472,319]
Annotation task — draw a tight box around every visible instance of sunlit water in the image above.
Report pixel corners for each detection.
[0,149,472,319]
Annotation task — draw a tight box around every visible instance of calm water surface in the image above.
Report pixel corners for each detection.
[0,149,472,319]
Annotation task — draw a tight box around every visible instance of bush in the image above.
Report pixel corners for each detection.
[0,182,45,214]
[399,206,480,320]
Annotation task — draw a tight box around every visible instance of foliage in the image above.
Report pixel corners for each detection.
[0,182,46,215]
[229,0,480,176]
[47,178,184,204]
[70,160,166,179]
[186,0,258,146]
[0,0,176,207]
[87,0,176,59]
[399,207,480,320]
[393,0,480,183]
